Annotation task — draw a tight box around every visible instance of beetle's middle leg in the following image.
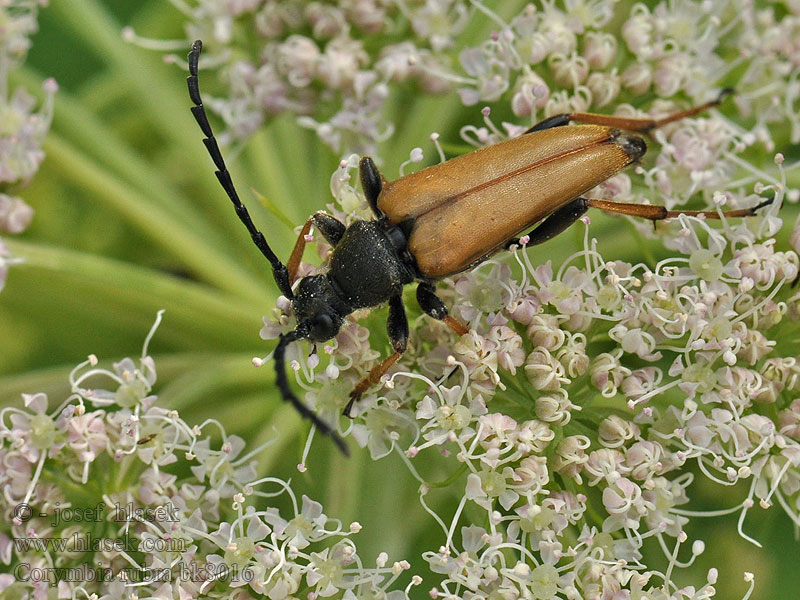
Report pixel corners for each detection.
[505,197,590,249]
[417,282,470,336]
[526,89,733,134]
[344,294,408,417]
[287,212,346,284]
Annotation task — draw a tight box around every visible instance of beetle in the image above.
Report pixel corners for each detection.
[187,40,771,454]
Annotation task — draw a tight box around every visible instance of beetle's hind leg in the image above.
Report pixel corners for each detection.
[525,88,733,134]
[504,194,772,252]
[287,212,346,284]
[344,295,409,417]
[584,197,774,221]
[417,282,470,336]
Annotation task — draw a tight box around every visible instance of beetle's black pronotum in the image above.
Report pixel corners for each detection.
[187,40,772,454]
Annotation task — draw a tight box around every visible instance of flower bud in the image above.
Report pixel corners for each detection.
[582,32,618,69]
[621,62,652,95]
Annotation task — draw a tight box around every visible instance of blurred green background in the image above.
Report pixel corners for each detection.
[0,1,798,598]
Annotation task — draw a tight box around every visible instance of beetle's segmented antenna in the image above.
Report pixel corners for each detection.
[187,40,293,299]
[275,329,349,455]
[188,41,347,454]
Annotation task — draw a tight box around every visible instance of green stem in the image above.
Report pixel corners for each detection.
[426,462,468,488]
[11,66,236,255]
[623,219,658,267]
[42,133,271,302]
[47,0,266,241]
[251,403,309,473]
[5,239,262,344]
[49,0,200,154]
[157,356,272,407]
[325,431,365,525]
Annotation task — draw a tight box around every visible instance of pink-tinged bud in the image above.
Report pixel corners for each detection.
[511,69,550,117]
[552,435,590,478]
[621,62,652,95]
[548,53,589,88]
[586,71,621,107]
[599,415,640,448]
[582,32,618,69]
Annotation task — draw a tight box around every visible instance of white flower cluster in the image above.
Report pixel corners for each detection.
[268,163,798,596]
[252,2,800,597]
[128,0,470,155]
[0,313,413,600]
[0,0,56,293]
[136,0,800,163]
[256,149,795,599]
[139,0,800,597]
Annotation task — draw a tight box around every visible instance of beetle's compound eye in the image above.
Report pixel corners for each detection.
[309,312,337,341]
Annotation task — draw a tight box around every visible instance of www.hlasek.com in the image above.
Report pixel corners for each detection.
[13,532,186,554]
[12,562,255,585]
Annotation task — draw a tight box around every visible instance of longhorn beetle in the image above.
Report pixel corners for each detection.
[187,40,772,454]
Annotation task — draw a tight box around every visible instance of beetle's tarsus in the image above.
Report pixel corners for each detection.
[716,87,735,104]
[443,316,470,337]
[343,392,360,419]
[749,197,774,214]
[346,347,405,418]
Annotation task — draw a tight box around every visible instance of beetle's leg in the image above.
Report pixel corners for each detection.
[313,212,347,246]
[505,197,590,249]
[359,156,387,219]
[187,41,294,298]
[525,114,572,133]
[526,88,733,134]
[287,212,347,284]
[417,281,470,336]
[584,197,774,221]
[287,218,314,284]
[344,295,408,417]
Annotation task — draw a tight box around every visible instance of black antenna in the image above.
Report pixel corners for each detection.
[187,41,348,455]
[187,40,293,299]
[274,328,349,455]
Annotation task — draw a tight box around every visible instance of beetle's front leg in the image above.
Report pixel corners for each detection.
[344,295,408,417]
[287,212,346,284]
[417,282,470,336]
[505,197,589,249]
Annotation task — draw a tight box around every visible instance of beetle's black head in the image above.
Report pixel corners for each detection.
[292,274,352,342]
